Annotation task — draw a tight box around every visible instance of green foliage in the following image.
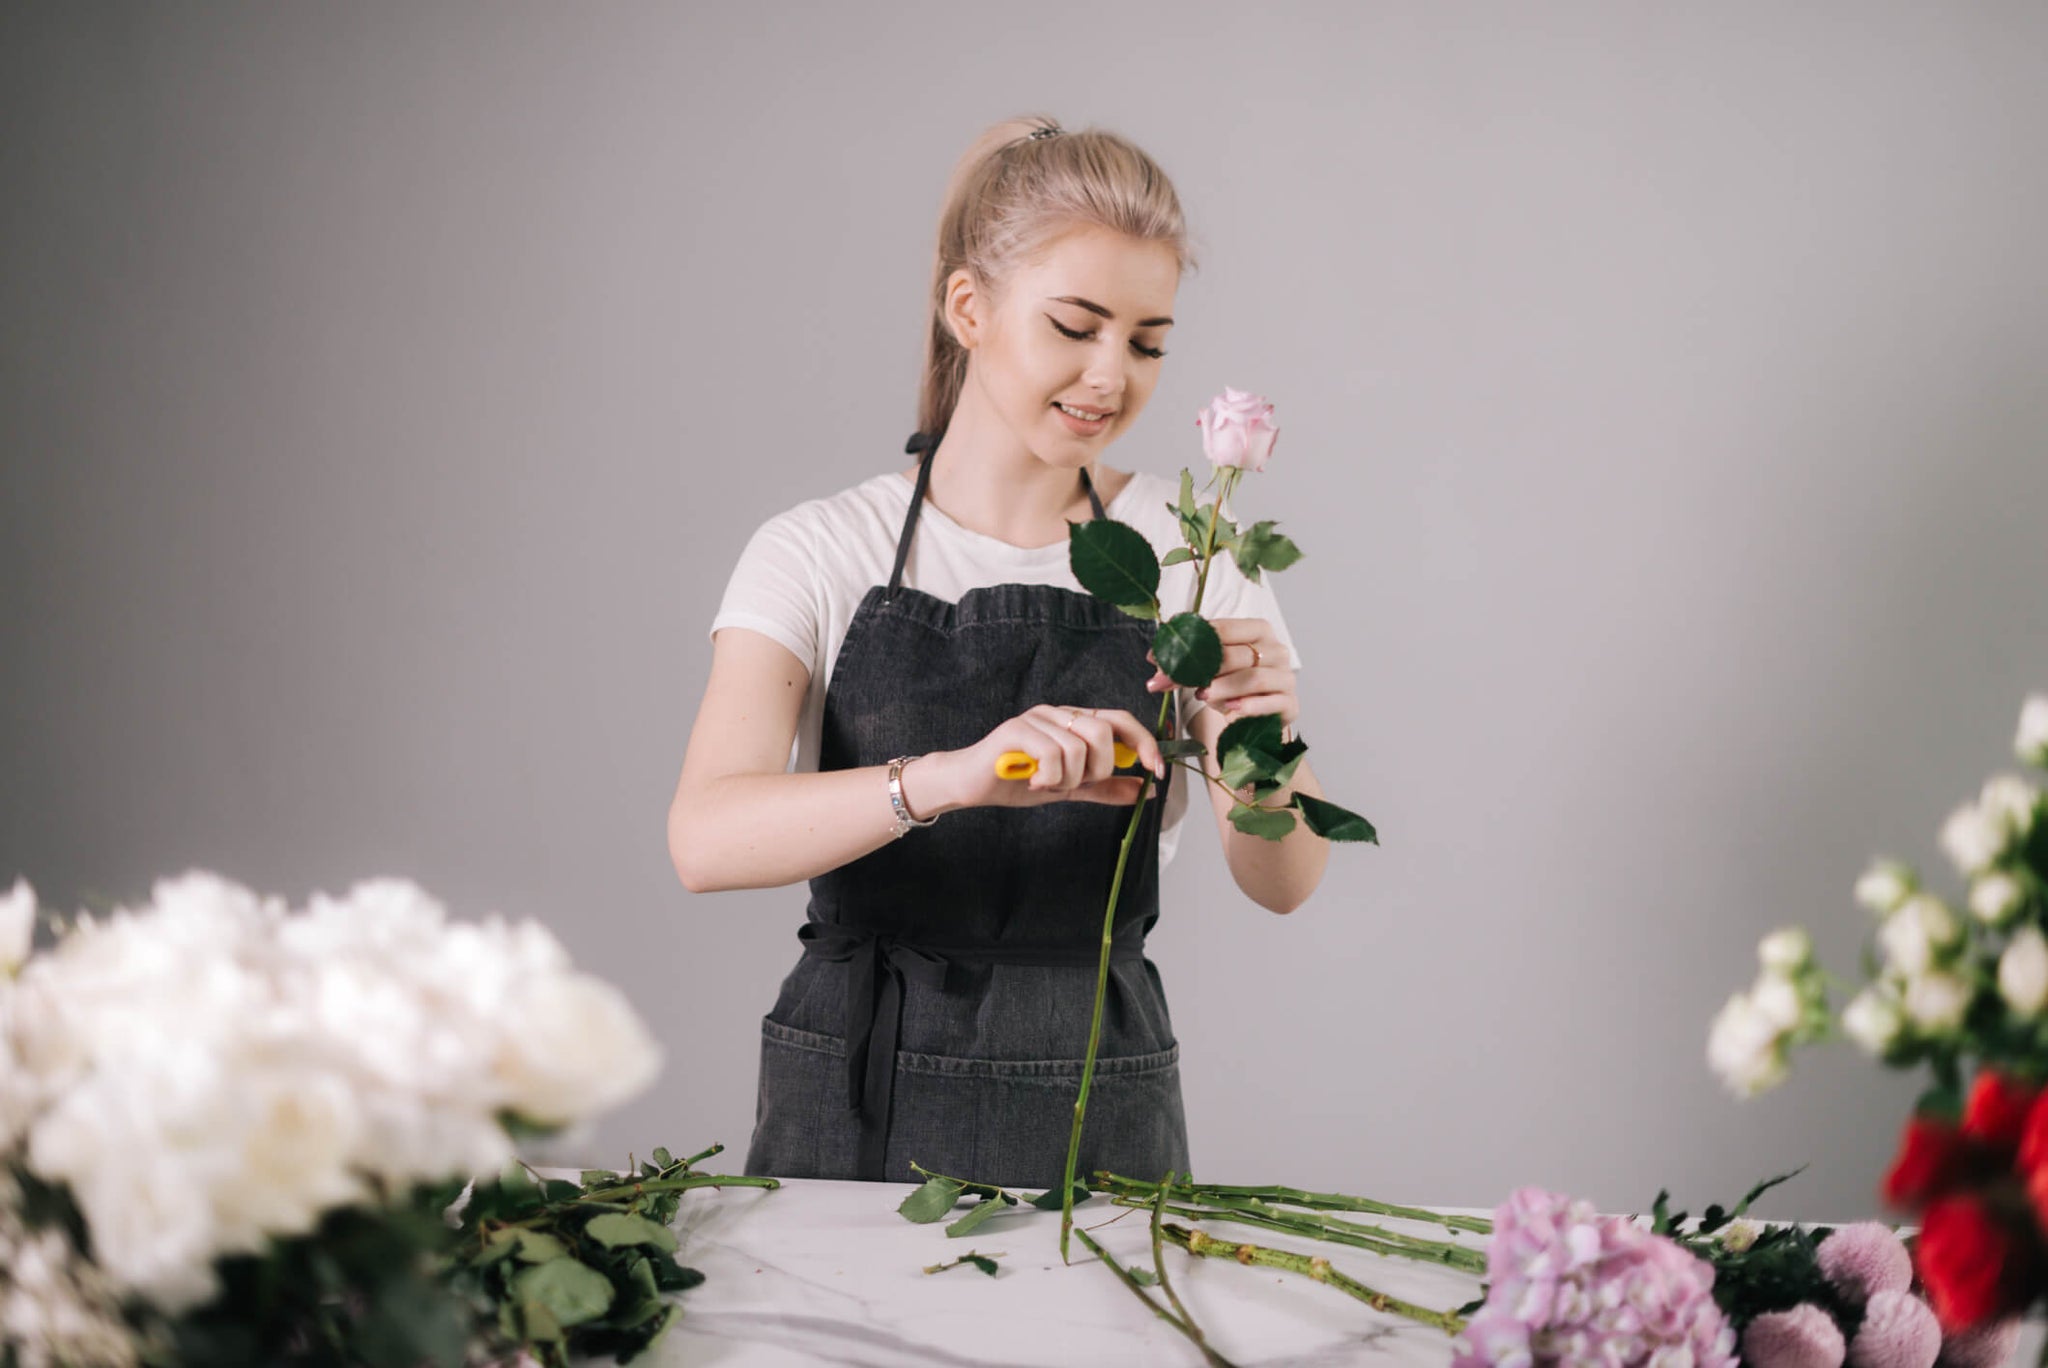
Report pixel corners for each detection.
[922,1250,1004,1276]
[1069,519,1162,620]
[1153,613,1223,690]
[1293,793,1378,844]
[945,1192,1017,1238]
[1231,519,1304,583]
[1642,1169,1862,1337]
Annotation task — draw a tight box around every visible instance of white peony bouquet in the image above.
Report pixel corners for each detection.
[0,869,677,1367]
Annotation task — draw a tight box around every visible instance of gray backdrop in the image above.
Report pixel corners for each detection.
[4,2,2045,1224]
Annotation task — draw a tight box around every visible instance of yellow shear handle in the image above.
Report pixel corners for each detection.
[996,743,1138,780]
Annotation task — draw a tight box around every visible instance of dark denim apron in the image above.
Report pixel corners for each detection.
[742,437,1192,1188]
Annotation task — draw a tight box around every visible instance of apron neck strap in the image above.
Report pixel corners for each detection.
[888,434,1109,598]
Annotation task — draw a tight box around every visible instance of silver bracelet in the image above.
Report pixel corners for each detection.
[886,755,939,838]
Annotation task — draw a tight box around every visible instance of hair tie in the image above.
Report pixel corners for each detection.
[1028,125,1060,141]
[904,431,939,455]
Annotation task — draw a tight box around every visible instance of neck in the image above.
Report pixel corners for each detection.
[915,398,1101,547]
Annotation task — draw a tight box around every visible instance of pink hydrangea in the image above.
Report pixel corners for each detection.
[1817,1223,1915,1305]
[1450,1187,1738,1367]
[1935,1316,2022,1368]
[1847,1288,1941,1368]
[1743,1303,1848,1368]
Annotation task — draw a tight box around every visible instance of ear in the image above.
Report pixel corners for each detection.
[942,267,984,350]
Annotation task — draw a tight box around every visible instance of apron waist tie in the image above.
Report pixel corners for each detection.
[795,920,1147,1182]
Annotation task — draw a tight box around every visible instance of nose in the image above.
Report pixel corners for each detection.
[1082,343,1130,403]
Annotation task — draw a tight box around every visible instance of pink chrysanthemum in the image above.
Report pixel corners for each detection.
[1743,1303,1848,1368]
[1818,1223,1914,1305]
[1450,1187,1738,1367]
[1847,1288,1942,1368]
[1935,1315,2022,1368]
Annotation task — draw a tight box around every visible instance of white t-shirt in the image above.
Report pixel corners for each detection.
[706,467,1303,871]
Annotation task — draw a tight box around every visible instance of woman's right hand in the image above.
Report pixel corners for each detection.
[938,704,1167,811]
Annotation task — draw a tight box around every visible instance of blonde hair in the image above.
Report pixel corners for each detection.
[913,114,1198,443]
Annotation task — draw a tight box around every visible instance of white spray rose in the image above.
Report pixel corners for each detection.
[493,972,664,1126]
[1841,987,1905,1056]
[1901,971,1973,1034]
[1981,774,2043,841]
[1750,972,1805,1034]
[1940,799,2008,877]
[1708,991,1789,1097]
[1999,925,2048,1018]
[1758,927,1814,975]
[1854,859,1916,916]
[1,877,34,975]
[2018,693,2048,768]
[1970,871,2026,928]
[1718,1218,1763,1253]
[1878,895,1962,976]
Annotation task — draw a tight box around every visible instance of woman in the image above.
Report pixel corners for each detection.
[667,114,1332,1188]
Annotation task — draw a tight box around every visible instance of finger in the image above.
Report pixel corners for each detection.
[1094,708,1168,780]
[1024,710,1089,790]
[1197,663,1260,706]
[1018,713,1070,789]
[1210,692,1294,720]
[1066,712,1119,785]
[1066,776,1144,806]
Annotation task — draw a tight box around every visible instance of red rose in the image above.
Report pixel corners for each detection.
[1885,1115,1972,1207]
[2020,1089,2048,1179]
[1963,1071,2039,1153]
[1917,1195,2023,1332]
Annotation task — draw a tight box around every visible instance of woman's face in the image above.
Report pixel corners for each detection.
[950,224,1180,466]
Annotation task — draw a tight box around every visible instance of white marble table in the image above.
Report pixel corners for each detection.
[623,1175,1501,1367]
[567,1173,2040,1367]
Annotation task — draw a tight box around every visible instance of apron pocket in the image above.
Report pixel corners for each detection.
[744,1016,862,1180]
[892,1042,1189,1191]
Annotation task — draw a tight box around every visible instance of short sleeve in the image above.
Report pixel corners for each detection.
[706,509,822,679]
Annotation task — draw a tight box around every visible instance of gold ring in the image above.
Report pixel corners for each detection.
[1250,646,1262,669]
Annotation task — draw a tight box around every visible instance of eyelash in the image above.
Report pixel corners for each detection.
[1049,318,1167,359]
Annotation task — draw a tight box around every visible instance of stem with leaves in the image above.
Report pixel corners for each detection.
[1059,474,1235,1263]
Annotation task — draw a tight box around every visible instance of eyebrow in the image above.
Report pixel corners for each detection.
[1047,296,1174,327]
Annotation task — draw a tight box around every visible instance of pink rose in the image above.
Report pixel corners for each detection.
[1195,386,1279,472]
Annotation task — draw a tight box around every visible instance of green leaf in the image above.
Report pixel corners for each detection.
[1029,1181,1092,1210]
[580,1169,624,1188]
[1294,792,1378,843]
[1231,519,1304,583]
[513,1230,570,1263]
[1230,803,1298,841]
[1216,714,1289,789]
[541,1179,582,1204]
[1069,518,1161,614]
[1730,1165,1808,1219]
[1129,1265,1160,1287]
[651,1146,675,1167]
[513,1257,615,1328]
[966,1254,1000,1276]
[1153,612,1223,689]
[946,1195,1012,1238]
[585,1211,680,1253]
[1177,468,1197,521]
[1161,547,1194,566]
[898,1177,966,1223]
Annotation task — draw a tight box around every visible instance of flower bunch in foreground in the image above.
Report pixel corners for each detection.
[1454,1186,1738,1367]
[0,870,674,1366]
[1709,691,2048,1338]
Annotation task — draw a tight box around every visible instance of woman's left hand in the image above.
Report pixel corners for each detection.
[1146,617,1298,731]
